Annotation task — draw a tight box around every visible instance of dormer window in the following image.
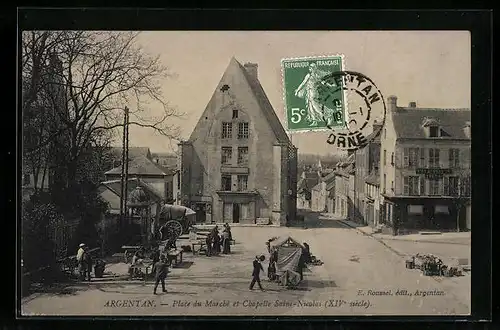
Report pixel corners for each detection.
[422,117,441,138]
[429,125,439,137]
[463,121,471,139]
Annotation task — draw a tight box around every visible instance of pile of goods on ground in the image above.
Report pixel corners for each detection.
[405,253,463,277]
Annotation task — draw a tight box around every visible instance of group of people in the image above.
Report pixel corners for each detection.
[124,243,170,295]
[76,243,93,281]
[204,223,232,256]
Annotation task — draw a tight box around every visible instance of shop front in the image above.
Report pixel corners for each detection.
[382,196,466,232]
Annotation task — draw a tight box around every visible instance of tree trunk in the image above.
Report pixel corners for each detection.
[456,205,461,233]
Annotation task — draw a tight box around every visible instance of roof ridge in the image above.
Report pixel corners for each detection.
[396,107,470,112]
[235,60,291,145]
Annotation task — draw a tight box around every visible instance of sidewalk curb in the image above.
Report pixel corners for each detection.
[337,220,405,257]
[373,236,471,246]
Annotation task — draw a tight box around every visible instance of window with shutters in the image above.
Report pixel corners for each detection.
[419,175,425,195]
[403,148,420,168]
[428,148,440,168]
[237,175,248,191]
[449,149,460,168]
[383,149,386,166]
[391,152,394,166]
[419,148,426,167]
[221,147,232,165]
[444,176,459,196]
[403,176,420,196]
[461,175,471,197]
[222,122,232,139]
[237,147,249,166]
[429,178,441,196]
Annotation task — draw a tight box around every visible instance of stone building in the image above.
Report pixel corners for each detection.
[353,122,382,225]
[334,154,355,219]
[105,155,178,203]
[178,58,297,225]
[311,171,336,212]
[297,170,321,210]
[380,96,471,232]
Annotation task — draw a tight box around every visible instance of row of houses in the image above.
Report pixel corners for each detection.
[300,97,472,233]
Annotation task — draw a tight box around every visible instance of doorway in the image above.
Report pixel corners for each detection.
[232,203,240,223]
[196,203,206,223]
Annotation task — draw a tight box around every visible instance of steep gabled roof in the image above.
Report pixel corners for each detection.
[298,172,320,192]
[105,155,166,176]
[188,57,291,145]
[236,60,291,145]
[392,107,471,139]
[321,170,337,184]
[311,182,323,192]
[326,180,335,191]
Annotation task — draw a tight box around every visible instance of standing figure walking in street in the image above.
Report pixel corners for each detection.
[205,233,213,257]
[153,255,168,294]
[222,229,230,254]
[84,246,93,282]
[76,243,86,280]
[249,255,265,291]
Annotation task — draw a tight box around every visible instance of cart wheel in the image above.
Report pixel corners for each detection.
[164,220,183,239]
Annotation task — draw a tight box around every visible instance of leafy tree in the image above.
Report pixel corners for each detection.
[22,194,63,274]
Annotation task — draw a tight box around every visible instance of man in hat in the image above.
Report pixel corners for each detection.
[153,254,168,294]
[250,255,265,291]
[76,243,86,280]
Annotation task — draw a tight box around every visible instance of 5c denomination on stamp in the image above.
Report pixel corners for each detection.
[282,55,346,132]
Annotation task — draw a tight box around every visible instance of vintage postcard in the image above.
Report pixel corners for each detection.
[20,30,471,317]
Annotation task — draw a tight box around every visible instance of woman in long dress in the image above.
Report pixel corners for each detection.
[294,63,332,126]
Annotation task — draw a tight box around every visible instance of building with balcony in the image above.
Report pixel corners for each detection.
[380,96,471,232]
[178,58,297,225]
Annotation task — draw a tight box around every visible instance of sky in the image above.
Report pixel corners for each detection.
[122,31,470,156]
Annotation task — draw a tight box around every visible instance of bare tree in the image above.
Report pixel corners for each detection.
[445,169,471,232]
[22,31,183,189]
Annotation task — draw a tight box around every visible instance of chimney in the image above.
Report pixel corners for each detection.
[387,95,398,112]
[409,101,417,108]
[244,63,258,81]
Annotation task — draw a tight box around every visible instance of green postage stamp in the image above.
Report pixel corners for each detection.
[281,55,346,132]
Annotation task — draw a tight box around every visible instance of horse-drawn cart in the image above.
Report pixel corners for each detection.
[157,204,196,241]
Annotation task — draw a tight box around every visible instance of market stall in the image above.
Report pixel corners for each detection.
[268,236,305,288]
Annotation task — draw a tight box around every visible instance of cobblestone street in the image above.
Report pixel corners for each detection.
[21,212,470,316]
